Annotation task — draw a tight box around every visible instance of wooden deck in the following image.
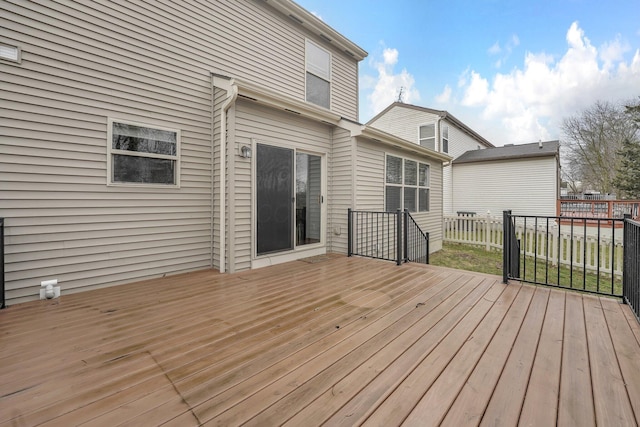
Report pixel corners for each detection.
[1,255,639,426]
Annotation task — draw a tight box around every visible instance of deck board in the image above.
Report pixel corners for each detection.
[1,255,638,426]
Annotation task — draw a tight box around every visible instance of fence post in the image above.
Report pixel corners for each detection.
[396,209,402,265]
[347,209,352,257]
[485,212,490,251]
[502,210,511,284]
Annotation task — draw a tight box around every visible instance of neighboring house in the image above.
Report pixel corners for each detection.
[368,102,494,214]
[452,141,561,217]
[0,1,449,305]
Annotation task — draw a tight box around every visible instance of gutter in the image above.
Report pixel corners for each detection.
[212,75,238,273]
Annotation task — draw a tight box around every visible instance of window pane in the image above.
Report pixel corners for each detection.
[419,163,429,187]
[112,154,175,184]
[404,187,416,212]
[386,155,402,184]
[306,40,330,80]
[442,125,449,153]
[306,72,330,109]
[404,160,417,185]
[112,123,176,155]
[419,124,435,139]
[385,186,401,212]
[419,188,430,211]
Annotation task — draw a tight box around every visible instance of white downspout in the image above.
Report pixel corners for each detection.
[219,82,238,273]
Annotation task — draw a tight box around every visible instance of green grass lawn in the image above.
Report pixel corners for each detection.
[431,242,622,296]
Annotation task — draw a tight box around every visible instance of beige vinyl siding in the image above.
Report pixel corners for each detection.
[355,139,443,252]
[368,106,439,144]
[232,100,332,271]
[327,127,354,254]
[453,158,558,217]
[0,0,359,304]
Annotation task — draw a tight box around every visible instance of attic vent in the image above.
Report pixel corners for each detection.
[289,14,303,24]
[0,44,20,62]
[238,94,257,101]
[284,108,301,115]
[344,50,354,57]
[319,34,332,43]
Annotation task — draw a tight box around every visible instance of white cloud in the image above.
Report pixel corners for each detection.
[435,85,452,104]
[457,21,640,145]
[489,34,520,69]
[362,47,420,118]
[310,11,323,21]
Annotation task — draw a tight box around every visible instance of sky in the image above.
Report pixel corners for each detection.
[296,0,640,146]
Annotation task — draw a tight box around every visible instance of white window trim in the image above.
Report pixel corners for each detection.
[305,38,332,109]
[250,140,328,263]
[418,123,436,150]
[441,124,449,153]
[106,118,181,188]
[384,153,430,213]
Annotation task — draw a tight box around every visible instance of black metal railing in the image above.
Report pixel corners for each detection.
[347,209,429,266]
[623,217,640,322]
[1,218,5,309]
[502,211,625,297]
[404,211,429,264]
[502,210,520,283]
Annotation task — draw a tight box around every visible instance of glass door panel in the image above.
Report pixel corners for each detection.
[256,144,293,255]
[296,153,322,246]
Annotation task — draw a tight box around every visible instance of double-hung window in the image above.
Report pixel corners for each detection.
[441,124,449,153]
[305,40,331,109]
[419,124,435,150]
[385,155,430,212]
[108,119,180,186]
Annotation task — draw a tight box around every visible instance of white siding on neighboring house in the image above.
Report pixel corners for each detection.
[441,119,487,214]
[453,158,558,217]
[0,0,361,304]
[354,139,443,252]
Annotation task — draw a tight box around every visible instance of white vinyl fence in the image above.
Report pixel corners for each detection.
[444,214,624,277]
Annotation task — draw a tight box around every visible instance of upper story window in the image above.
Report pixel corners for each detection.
[441,124,449,153]
[385,155,430,213]
[107,119,180,186]
[305,40,331,109]
[419,124,435,150]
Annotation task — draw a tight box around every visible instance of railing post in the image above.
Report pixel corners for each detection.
[426,232,430,264]
[396,209,402,266]
[347,208,352,257]
[623,213,630,304]
[403,209,409,264]
[502,210,511,284]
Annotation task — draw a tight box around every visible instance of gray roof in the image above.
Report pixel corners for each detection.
[453,140,560,164]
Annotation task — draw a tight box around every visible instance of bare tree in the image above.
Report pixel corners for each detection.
[561,100,639,195]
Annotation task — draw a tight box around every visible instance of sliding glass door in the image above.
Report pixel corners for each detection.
[256,144,323,256]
